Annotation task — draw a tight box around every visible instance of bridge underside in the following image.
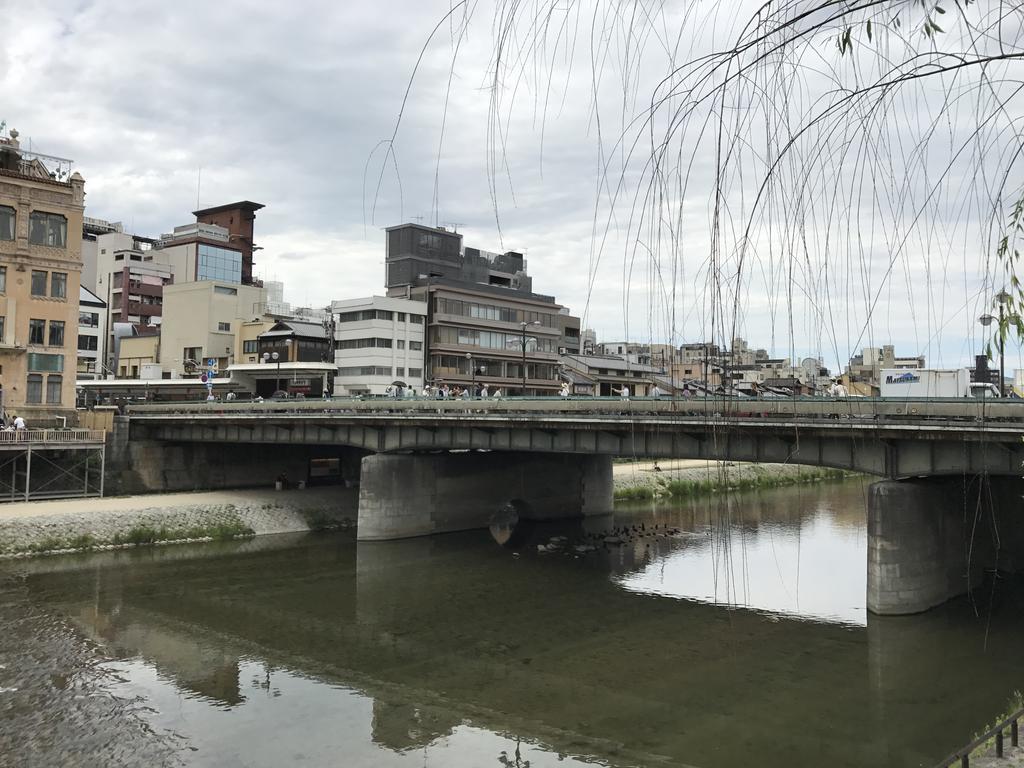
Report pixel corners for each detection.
[131,419,1024,478]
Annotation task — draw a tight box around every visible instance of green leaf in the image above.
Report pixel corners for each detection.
[866,19,872,41]
[936,5,946,12]
[931,19,944,32]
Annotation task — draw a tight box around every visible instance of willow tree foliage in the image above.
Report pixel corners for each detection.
[377,0,1024,363]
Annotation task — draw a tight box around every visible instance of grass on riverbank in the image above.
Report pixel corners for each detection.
[614,467,855,501]
[11,521,256,556]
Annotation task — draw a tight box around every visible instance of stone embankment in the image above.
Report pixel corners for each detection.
[0,487,357,557]
[613,459,855,499]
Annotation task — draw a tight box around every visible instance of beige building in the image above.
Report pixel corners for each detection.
[117,334,160,378]
[159,281,265,376]
[0,130,84,418]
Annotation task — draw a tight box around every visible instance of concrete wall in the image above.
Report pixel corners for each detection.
[357,451,613,540]
[867,476,1024,614]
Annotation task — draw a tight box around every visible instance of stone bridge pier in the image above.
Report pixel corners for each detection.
[356,452,613,540]
[867,475,1024,615]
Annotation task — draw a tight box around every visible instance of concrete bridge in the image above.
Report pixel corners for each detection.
[116,397,1024,615]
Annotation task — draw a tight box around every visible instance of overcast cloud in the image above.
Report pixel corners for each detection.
[2,0,1021,372]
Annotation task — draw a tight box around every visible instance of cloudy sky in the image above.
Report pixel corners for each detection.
[3,0,1021,373]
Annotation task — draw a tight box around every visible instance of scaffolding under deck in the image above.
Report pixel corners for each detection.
[0,430,106,502]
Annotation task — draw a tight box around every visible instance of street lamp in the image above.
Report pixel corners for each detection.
[519,320,540,396]
[263,351,281,394]
[465,351,475,396]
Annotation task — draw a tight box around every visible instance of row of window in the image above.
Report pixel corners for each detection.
[336,309,425,324]
[430,355,558,380]
[197,244,242,284]
[431,326,558,353]
[0,208,68,248]
[31,269,67,299]
[337,366,423,377]
[433,298,557,328]
[28,319,65,347]
[26,374,63,404]
[334,337,424,351]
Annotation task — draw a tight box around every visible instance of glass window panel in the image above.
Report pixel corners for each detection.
[46,375,62,404]
[48,320,65,347]
[27,353,63,372]
[26,374,42,404]
[0,266,6,293]
[50,272,67,299]
[0,206,13,240]
[31,270,47,296]
[29,212,67,247]
[28,319,45,345]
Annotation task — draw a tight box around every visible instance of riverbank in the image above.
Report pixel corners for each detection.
[0,487,358,557]
[612,459,858,500]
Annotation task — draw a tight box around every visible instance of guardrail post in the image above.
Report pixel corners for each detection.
[1013,719,1019,747]
[997,729,1004,757]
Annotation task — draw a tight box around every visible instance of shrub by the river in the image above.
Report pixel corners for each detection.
[615,467,856,501]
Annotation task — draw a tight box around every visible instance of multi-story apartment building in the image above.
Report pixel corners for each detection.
[77,285,107,379]
[0,130,84,418]
[331,296,427,395]
[385,223,577,395]
[845,345,925,386]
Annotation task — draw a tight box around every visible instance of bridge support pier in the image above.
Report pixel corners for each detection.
[357,452,613,541]
[867,476,1024,615]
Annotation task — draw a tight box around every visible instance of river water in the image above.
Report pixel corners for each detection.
[1,479,1023,768]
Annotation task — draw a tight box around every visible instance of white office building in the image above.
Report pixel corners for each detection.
[77,285,108,379]
[331,296,427,395]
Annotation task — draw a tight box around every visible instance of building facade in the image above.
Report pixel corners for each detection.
[331,296,427,395]
[0,130,84,417]
[159,280,266,377]
[384,223,577,395]
[77,285,107,379]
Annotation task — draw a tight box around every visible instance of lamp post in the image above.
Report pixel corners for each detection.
[997,289,1011,397]
[263,351,281,393]
[519,320,540,396]
[465,351,475,396]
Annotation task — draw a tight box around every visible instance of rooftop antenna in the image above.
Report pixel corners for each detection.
[443,221,463,233]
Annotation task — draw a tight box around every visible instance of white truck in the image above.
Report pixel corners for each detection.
[880,368,1001,398]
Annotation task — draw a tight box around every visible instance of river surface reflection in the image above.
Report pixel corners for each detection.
[1,479,1023,768]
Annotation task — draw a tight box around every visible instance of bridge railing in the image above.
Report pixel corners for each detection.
[934,705,1023,766]
[0,429,106,445]
[124,395,1024,422]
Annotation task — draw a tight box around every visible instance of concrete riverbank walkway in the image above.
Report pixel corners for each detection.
[0,487,357,556]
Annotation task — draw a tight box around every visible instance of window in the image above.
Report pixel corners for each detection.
[409,367,422,377]
[0,265,5,293]
[337,366,392,376]
[48,321,65,347]
[79,311,99,327]
[410,341,422,351]
[50,272,67,299]
[410,314,424,324]
[334,338,394,350]
[243,340,258,354]
[196,244,242,283]
[0,316,5,342]
[396,367,405,377]
[214,286,238,296]
[28,319,45,345]
[28,353,63,372]
[31,270,47,296]
[29,212,67,247]
[0,206,13,241]
[397,340,405,349]
[78,335,98,351]
[183,347,202,367]
[376,310,393,321]
[218,322,231,332]
[26,374,42,404]
[397,313,406,321]
[46,375,62,404]
[114,254,124,261]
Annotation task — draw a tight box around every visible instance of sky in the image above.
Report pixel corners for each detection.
[2,0,1022,373]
